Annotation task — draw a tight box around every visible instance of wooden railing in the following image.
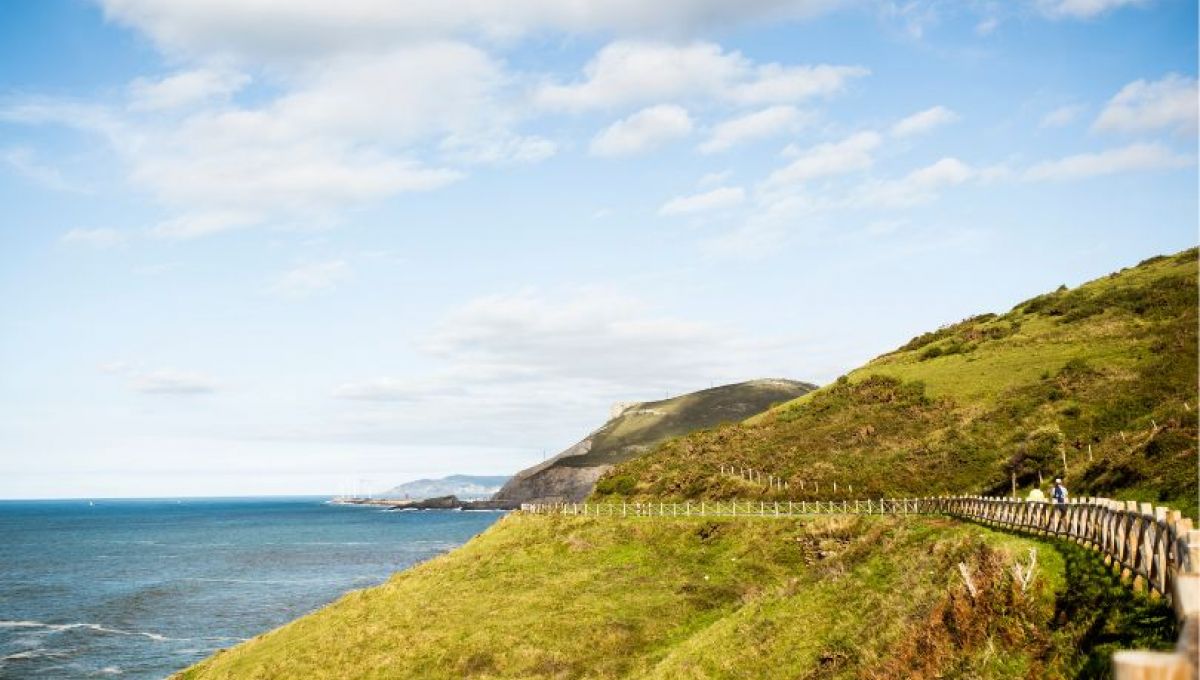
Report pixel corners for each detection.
[522,495,1199,678]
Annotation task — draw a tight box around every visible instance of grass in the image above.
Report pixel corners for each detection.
[178,513,1176,679]
[600,248,1198,517]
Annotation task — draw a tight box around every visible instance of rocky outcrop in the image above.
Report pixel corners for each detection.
[494,378,815,504]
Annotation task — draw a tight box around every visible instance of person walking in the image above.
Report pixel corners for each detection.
[1051,478,1068,506]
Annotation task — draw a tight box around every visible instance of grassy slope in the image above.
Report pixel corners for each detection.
[602,249,1198,516]
[179,513,1174,679]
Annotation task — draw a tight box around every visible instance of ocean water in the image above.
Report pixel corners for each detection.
[0,498,503,679]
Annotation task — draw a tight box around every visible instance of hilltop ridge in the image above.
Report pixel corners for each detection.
[494,379,815,503]
[599,248,1198,516]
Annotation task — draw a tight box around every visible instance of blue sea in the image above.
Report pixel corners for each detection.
[0,498,503,679]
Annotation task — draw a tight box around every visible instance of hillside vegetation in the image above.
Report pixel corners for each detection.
[599,249,1198,516]
[495,379,814,503]
[178,513,1174,679]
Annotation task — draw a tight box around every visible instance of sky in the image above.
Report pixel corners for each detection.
[0,0,1196,499]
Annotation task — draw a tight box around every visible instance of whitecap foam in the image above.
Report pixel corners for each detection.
[1,648,71,662]
[0,620,171,641]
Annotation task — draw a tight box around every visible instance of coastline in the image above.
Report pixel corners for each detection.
[329,495,519,511]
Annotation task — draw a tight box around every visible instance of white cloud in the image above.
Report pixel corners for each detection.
[878,0,941,39]
[768,131,881,186]
[1092,74,1198,136]
[701,191,826,259]
[890,105,959,137]
[697,170,733,187]
[537,41,866,111]
[133,370,218,395]
[698,105,807,154]
[317,278,829,450]
[98,1,843,63]
[659,186,746,215]
[589,105,694,157]
[1,147,80,192]
[8,43,526,238]
[1023,143,1192,181]
[440,133,557,165]
[128,69,250,111]
[60,228,127,248]
[422,288,746,386]
[975,16,1000,35]
[270,260,351,297]
[333,378,465,402]
[860,157,975,207]
[1040,104,1083,128]
[1036,0,1146,19]
[148,211,264,240]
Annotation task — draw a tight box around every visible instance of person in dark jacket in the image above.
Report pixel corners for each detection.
[1052,478,1068,506]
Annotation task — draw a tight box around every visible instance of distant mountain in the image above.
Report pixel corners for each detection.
[377,475,511,500]
[493,379,816,504]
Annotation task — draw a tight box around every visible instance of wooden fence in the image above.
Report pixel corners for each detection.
[522,495,1199,678]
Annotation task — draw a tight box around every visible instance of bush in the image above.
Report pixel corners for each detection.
[595,474,637,496]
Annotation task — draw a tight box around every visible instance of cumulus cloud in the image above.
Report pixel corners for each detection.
[421,288,759,386]
[1023,143,1192,181]
[133,370,218,395]
[698,105,807,153]
[890,105,959,137]
[325,287,811,450]
[1092,74,1198,136]
[589,105,694,156]
[270,260,351,297]
[1040,104,1083,128]
[1036,0,1146,19]
[98,0,844,62]
[659,186,746,215]
[860,157,975,207]
[128,69,250,111]
[1,146,81,192]
[60,228,127,247]
[767,131,882,186]
[537,41,866,111]
[6,43,543,238]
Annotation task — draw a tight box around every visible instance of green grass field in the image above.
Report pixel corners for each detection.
[178,513,1175,679]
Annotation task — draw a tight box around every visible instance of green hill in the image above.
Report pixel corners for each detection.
[494,379,815,503]
[177,513,1174,679]
[599,248,1198,517]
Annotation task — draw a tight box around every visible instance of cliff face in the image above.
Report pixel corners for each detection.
[493,379,816,503]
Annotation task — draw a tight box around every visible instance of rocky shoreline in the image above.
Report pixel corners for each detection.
[331,495,518,511]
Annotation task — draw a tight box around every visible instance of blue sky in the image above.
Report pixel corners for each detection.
[0,0,1196,498]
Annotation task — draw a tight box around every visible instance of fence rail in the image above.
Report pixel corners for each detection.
[522,494,1199,678]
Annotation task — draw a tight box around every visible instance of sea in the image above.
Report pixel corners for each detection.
[0,498,503,679]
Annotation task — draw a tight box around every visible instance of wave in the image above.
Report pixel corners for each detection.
[184,577,334,585]
[1,647,72,662]
[0,620,169,641]
[0,620,246,645]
